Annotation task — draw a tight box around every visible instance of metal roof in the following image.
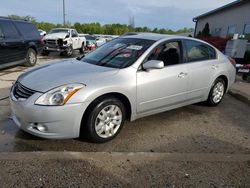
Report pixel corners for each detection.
[193,0,247,21]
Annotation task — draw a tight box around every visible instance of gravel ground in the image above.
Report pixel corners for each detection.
[0,152,249,188]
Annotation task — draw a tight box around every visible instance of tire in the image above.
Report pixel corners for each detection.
[79,43,85,54]
[206,78,226,106]
[24,48,37,67]
[83,97,126,143]
[66,46,73,57]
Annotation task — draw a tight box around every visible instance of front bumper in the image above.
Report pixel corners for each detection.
[43,45,69,52]
[10,93,89,139]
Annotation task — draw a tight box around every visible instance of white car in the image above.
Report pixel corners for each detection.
[42,28,86,56]
[96,37,107,47]
[10,33,236,143]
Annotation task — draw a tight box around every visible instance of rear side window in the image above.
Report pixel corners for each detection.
[14,22,40,39]
[0,20,20,39]
[184,40,216,63]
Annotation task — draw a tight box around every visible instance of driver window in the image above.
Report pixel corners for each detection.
[72,30,78,38]
[147,41,181,66]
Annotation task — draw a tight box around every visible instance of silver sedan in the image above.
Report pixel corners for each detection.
[10,33,236,143]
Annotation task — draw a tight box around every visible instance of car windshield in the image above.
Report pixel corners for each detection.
[49,29,70,34]
[81,38,154,68]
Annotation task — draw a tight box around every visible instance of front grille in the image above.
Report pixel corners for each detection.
[12,82,36,100]
[45,39,57,47]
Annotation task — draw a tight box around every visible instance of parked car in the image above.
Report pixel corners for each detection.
[10,33,236,143]
[0,17,43,69]
[42,28,86,56]
[84,35,97,51]
[95,37,107,47]
[38,29,46,36]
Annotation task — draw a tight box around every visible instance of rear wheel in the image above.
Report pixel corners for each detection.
[206,78,226,106]
[24,48,37,67]
[83,97,126,143]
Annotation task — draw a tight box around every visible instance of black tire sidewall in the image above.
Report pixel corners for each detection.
[66,46,73,57]
[207,78,226,106]
[25,48,37,67]
[80,43,85,53]
[86,97,126,143]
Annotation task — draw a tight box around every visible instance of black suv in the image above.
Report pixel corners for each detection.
[0,17,43,69]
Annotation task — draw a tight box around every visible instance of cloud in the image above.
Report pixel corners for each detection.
[0,0,235,29]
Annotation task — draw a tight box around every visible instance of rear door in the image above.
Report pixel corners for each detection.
[183,39,218,101]
[0,19,26,65]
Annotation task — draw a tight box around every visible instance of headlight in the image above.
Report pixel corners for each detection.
[35,84,84,106]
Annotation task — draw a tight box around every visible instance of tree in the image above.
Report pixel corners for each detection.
[201,23,211,37]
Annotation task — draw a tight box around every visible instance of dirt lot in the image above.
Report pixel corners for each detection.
[0,54,250,187]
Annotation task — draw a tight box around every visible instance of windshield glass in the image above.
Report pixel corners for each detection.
[81,38,154,68]
[49,29,70,34]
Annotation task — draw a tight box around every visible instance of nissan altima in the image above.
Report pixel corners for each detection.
[10,33,236,143]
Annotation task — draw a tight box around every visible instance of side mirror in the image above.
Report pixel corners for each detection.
[143,60,164,71]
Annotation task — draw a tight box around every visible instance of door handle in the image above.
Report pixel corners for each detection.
[178,72,188,78]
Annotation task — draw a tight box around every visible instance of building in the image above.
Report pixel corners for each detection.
[193,0,250,40]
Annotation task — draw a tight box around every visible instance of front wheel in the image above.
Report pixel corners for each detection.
[79,43,85,54]
[24,48,37,67]
[206,78,226,106]
[83,97,126,143]
[66,46,73,57]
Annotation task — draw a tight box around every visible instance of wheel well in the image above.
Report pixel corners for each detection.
[28,46,37,54]
[217,75,228,91]
[81,92,132,128]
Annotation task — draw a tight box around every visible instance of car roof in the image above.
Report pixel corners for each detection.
[120,32,191,41]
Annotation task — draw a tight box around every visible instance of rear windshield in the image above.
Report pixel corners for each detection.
[15,22,40,39]
[81,38,154,69]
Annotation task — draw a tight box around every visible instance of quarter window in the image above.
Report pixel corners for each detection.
[184,40,216,63]
[15,22,40,39]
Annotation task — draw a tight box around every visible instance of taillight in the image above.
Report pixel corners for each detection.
[228,56,236,67]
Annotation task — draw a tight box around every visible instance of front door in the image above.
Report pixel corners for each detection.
[136,41,188,113]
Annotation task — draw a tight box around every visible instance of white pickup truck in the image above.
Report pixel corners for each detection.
[42,28,86,56]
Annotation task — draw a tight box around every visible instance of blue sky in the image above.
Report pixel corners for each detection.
[1,0,234,30]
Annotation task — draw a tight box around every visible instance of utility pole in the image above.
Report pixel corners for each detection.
[63,0,66,26]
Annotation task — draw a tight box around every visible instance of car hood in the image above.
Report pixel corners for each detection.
[18,59,119,92]
[44,33,68,40]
